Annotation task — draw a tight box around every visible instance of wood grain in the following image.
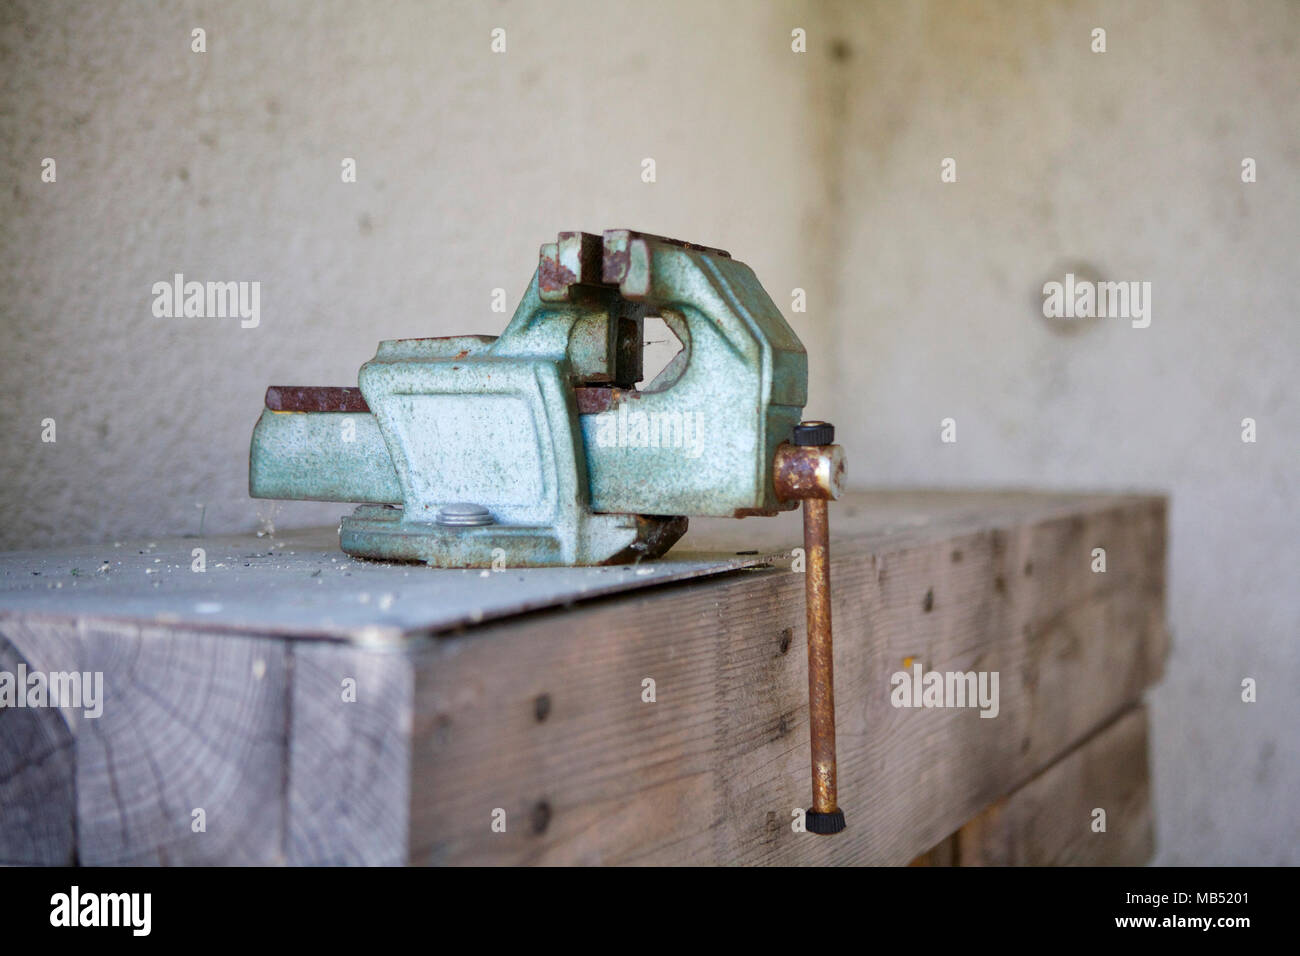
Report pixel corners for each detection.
[73,621,288,865]
[287,643,412,864]
[952,706,1154,865]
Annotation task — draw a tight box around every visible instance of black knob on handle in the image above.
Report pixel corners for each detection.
[792,421,835,446]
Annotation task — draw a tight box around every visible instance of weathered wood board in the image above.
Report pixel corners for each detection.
[0,490,1167,865]
[949,705,1154,865]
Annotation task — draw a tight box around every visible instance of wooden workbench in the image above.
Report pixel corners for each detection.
[0,490,1166,866]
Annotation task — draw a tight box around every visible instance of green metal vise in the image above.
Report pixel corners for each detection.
[249,230,810,567]
[252,229,850,832]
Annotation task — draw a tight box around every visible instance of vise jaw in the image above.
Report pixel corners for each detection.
[249,230,809,567]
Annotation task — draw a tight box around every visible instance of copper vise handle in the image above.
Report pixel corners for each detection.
[774,422,847,835]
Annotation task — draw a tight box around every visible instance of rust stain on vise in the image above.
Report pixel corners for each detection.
[265,386,370,413]
[543,231,609,295]
[601,247,631,285]
[773,442,844,501]
[602,230,732,285]
[538,257,577,295]
[574,385,645,415]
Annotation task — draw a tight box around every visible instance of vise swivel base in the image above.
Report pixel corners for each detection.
[249,229,848,834]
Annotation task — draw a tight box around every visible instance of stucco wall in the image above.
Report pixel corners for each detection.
[1,0,1295,864]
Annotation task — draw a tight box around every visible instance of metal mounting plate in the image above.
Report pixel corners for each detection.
[0,528,772,644]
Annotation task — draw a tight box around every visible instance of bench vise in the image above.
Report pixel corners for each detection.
[249,229,848,833]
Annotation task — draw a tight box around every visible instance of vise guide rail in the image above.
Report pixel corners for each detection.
[0,490,1167,865]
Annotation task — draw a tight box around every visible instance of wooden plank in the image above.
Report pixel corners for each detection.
[951,706,1154,865]
[405,492,1167,864]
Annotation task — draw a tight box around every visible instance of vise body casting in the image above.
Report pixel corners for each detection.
[250,230,812,568]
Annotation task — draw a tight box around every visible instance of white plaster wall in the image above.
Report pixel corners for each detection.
[820,1,1299,865]
[1,0,1295,864]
